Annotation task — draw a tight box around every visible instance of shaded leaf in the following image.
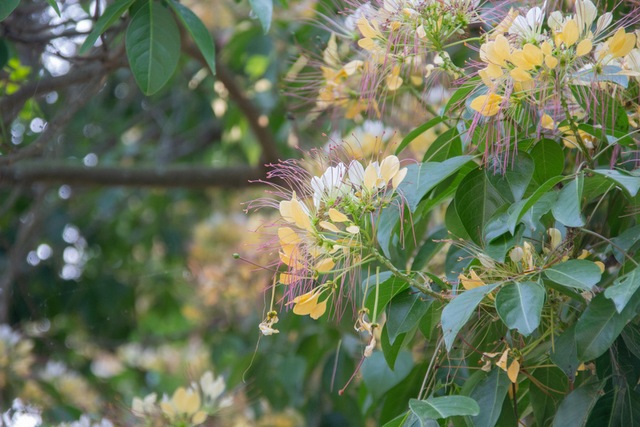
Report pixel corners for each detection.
[361,351,413,400]
[362,272,409,317]
[604,266,640,313]
[552,174,585,227]
[552,380,605,427]
[386,290,433,343]
[591,169,640,197]
[442,283,500,351]
[550,324,580,380]
[168,0,216,75]
[495,281,545,336]
[0,0,20,21]
[507,176,563,234]
[409,396,480,419]
[396,117,444,155]
[530,367,568,427]
[80,0,136,54]
[544,260,602,292]
[422,127,462,162]
[125,2,181,95]
[531,139,564,184]
[504,152,535,201]
[248,0,273,33]
[380,323,406,369]
[468,368,511,427]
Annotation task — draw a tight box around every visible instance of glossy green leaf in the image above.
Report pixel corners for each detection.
[552,174,585,227]
[168,0,216,75]
[530,367,568,427]
[544,260,602,292]
[362,272,409,317]
[468,368,511,427]
[422,127,462,162]
[79,0,136,54]
[506,176,563,233]
[380,324,406,369]
[409,396,480,420]
[0,0,20,21]
[361,351,413,400]
[398,156,474,212]
[441,283,500,351]
[455,168,506,244]
[575,293,640,361]
[444,79,477,114]
[411,226,447,271]
[386,290,433,344]
[531,139,564,184]
[248,0,273,33]
[611,225,640,264]
[604,266,640,313]
[550,324,580,380]
[396,117,444,155]
[504,152,535,201]
[552,380,605,427]
[591,169,640,197]
[125,2,181,95]
[495,281,545,336]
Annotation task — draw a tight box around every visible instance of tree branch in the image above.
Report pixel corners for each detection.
[0,162,270,188]
[182,41,281,165]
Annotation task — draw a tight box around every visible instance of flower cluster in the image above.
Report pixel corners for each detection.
[255,154,407,329]
[0,325,34,390]
[132,371,227,426]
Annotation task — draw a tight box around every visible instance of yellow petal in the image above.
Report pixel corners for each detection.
[509,50,534,71]
[459,271,484,290]
[541,41,553,55]
[291,198,313,231]
[278,227,300,245]
[470,93,502,117]
[562,19,579,47]
[315,257,335,273]
[392,168,408,189]
[595,261,605,273]
[522,44,543,67]
[510,67,532,82]
[363,163,379,190]
[379,155,400,183]
[496,349,509,371]
[507,359,520,383]
[310,298,328,319]
[292,290,320,315]
[541,113,554,130]
[192,411,207,425]
[160,401,177,419]
[357,17,379,39]
[547,228,562,250]
[320,220,341,233]
[346,225,360,234]
[576,39,592,57]
[279,200,293,222]
[329,208,349,222]
[484,63,504,79]
[279,273,297,285]
[358,37,377,51]
[545,55,558,68]
[494,35,511,63]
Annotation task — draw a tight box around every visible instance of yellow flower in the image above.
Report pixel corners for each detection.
[496,349,520,383]
[385,65,403,91]
[458,270,485,290]
[540,113,555,130]
[279,193,313,232]
[559,19,579,47]
[601,28,636,60]
[470,93,503,117]
[291,289,328,319]
[576,39,593,56]
[160,387,207,425]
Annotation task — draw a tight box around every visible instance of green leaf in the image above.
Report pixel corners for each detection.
[591,169,640,197]
[544,260,602,292]
[79,0,136,54]
[531,139,564,184]
[45,0,60,17]
[398,156,475,212]
[395,117,444,155]
[611,225,640,264]
[248,0,273,33]
[361,351,413,400]
[552,380,605,427]
[530,367,568,427]
[386,290,433,344]
[504,152,535,201]
[506,176,563,234]
[125,1,181,95]
[444,79,477,114]
[550,324,580,380]
[168,0,216,75]
[468,368,511,427]
[552,174,585,227]
[380,323,406,369]
[411,227,447,271]
[575,293,640,361]
[455,168,507,244]
[604,266,640,313]
[422,127,462,162]
[409,396,480,420]
[441,283,500,351]
[0,0,20,21]
[362,272,410,317]
[495,281,545,336]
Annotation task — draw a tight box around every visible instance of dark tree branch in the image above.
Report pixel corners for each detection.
[182,41,281,165]
[0,162,269,188]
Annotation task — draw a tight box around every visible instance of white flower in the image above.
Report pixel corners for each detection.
[311,163,351,208]
[510,3,546,42]
[132,393,157,417]
[200,371,226,401]
[575,0,597,36]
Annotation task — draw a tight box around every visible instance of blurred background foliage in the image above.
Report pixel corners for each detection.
[0,0,381,425]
